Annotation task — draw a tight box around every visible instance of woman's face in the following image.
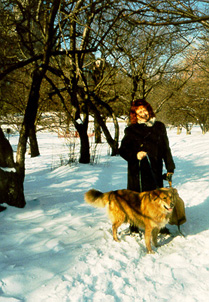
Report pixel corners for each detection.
[136,106,150,122]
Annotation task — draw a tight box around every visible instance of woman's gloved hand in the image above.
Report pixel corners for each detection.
[166,172,173,182]
[163,172,173,186]
[137,151,147,160]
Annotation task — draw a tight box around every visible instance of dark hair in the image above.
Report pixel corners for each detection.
[129,99,155,124]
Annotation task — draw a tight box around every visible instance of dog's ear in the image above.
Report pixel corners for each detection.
[150,190,161,201]
[168,187,178,197]
[169,187,177,193]
[166,188,178,205]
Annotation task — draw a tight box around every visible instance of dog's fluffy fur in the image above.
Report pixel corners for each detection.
[84,188,177,253]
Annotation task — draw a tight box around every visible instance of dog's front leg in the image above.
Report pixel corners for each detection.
[145,227,154,254]
[152,227,160,247]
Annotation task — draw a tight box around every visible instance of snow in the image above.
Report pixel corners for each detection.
[0,125,209,302]
[0,168,16,173]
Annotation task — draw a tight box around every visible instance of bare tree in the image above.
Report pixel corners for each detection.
[123,1,209,29]
[1,0,209,209]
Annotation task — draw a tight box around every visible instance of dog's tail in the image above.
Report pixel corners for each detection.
[84,189,109,208]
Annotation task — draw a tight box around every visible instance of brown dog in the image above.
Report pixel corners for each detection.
[84,187,177,254]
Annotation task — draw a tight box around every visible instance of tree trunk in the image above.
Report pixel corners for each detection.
[199,123,208,134]
[79,129,90,163]
[29,126,40,157]
[0,128,15,168]
[177,126,182,135]
[0,128,26,209]
[16,68,43,181]
[89,98,119,155]
[75,119,90,164]
[16,0,61,181]
[94,118,102,143]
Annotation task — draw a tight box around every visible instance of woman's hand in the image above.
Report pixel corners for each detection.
[137,151,147,160]
[166,172,173,182]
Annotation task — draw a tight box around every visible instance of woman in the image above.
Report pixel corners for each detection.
[119,99,175,233]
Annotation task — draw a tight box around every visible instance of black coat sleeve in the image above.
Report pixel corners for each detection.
[119,127,139,164]
[160,123,175,173]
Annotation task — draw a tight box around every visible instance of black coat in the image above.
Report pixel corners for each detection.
[119,121,175,192]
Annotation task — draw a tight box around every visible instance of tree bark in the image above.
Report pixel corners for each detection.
[74,115,90,163]
[89,97,119,156]
[94,118,102,143]
[0,128,25,208]
[16,67,44,181]
[78,127,90,163]
[29,126,40,157]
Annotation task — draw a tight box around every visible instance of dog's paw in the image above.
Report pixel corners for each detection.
[113,237,121,242]
[147,250,155,254]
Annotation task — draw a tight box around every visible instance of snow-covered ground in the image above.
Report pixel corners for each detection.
[0,125,209,302]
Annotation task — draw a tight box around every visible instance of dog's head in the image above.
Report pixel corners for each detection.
[152,188,177,214]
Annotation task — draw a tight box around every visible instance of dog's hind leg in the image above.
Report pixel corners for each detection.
[112,220,123,242]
